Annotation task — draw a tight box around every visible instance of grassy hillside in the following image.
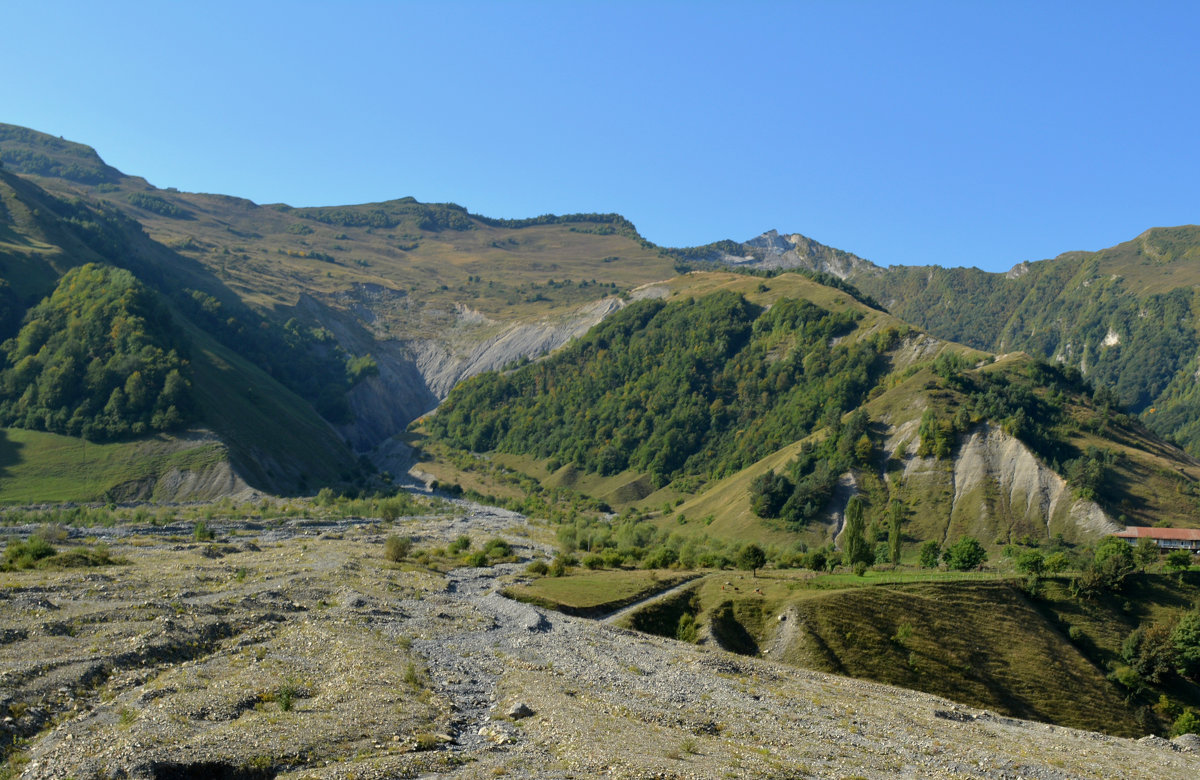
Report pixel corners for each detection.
[516,564,1200,737]
[417,270,1200,572]
[0,124,680,328]
[0,163,360,496]
[0,427,227,504]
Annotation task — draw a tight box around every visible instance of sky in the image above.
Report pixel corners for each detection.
[6,1,1199,272]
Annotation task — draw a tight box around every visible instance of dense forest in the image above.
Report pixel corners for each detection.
[851,236,1200,454]
[0,263,192,440]
[426,291,897,489]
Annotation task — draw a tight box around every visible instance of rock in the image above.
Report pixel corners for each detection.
[506,702,535,719]
[1138,734,1176,750]
[1172,733,1200,752]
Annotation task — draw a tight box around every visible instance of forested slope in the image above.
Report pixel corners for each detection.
[848,227,1200,454]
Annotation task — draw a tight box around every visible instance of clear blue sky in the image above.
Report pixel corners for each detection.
[7,1,1198,271]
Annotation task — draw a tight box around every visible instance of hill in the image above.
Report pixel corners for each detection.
[0,164,360,499]
[416,272,1200,568]
[679,221,1200,460]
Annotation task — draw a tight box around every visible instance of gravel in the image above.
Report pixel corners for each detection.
[2,501,1198,779]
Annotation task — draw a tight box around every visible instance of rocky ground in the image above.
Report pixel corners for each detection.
[1,501,1198,779]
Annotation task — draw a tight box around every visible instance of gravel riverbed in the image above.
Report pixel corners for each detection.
[1,501,1198,778]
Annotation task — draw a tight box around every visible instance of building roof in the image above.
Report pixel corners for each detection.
[1113,526,1200,541]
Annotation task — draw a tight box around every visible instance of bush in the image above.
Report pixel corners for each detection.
[3,536,57,569]
[526,560,549,576]
[918,540,941,569]
[465,551,489,567]
[483,538,513,558]
[448,535,471,554]
[1166,549,1193,574]
[676,613,697,643]
[549,557,568,577]
[193,521,215,542]
[943,537,987,571]
[1171,709,1200,738]
[383,535,412,562]
[581,553,605,570]
[1015,550,1045,575]
[643,546,679,569]
[853,561,868,577]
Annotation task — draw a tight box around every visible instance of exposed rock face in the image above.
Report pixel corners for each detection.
[716,229,879,279]
[951,424,1119,541]
[891,421,1118,545]
[295,288,625,459]
[409,297,624,400]
[102,435,257,503]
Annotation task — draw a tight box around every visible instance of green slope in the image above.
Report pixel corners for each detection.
[0,161,359,496]
[0,427,226,504]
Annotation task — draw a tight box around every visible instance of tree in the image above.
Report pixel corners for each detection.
[1172,610,1200,679]
[919,540,941,569]
[737,543,767,578]
[749,469,793,518]
[1090,536,1135,591]
[1015,549,1044,576]
[1166,549,1193,575]
[944,537,988,571]
[887,500,903,565]
[1133,537,1160,571]
[841,496,871,566]
[1044,551,1070,573]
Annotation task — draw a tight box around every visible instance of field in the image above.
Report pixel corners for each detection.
[505,568,697,616]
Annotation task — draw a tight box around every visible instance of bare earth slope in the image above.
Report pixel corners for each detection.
[3,504,1198,779]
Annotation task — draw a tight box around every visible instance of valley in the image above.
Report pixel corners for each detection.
[2,122,1200,775]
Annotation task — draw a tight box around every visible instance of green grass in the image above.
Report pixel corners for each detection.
[505,569,696,615]
[0,427,225,504]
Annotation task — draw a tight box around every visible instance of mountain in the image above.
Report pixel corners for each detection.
[0,123,684,464]
[682,222,1200,460]
[3,120,1200,534]
[0,157,361,498]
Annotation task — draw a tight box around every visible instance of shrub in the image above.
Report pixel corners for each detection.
[1166,549,1193,574]
[918,540,941,569]
[943,537,987,571]
[4,536,57,569]
[1044,551,1070,573]
[853,561,868,577]
[448,535,471,554]
[549,557,568,577]
[1015,550,1045,575]
[676,613,698,643]
[193,521,215,542]
[643,546,679,570]
[581,553,605,570]
[383,535,412,562]
[1171,709,1200,738]
[465,551,489,567]
[526,559,549,576]
[483,537,513,558]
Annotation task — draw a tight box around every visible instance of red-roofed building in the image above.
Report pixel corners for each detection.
[1113,526,1200,552]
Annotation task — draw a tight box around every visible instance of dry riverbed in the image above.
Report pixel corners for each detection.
[1,501,1198,779]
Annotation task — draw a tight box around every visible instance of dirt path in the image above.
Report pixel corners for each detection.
[600,574,703,624]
